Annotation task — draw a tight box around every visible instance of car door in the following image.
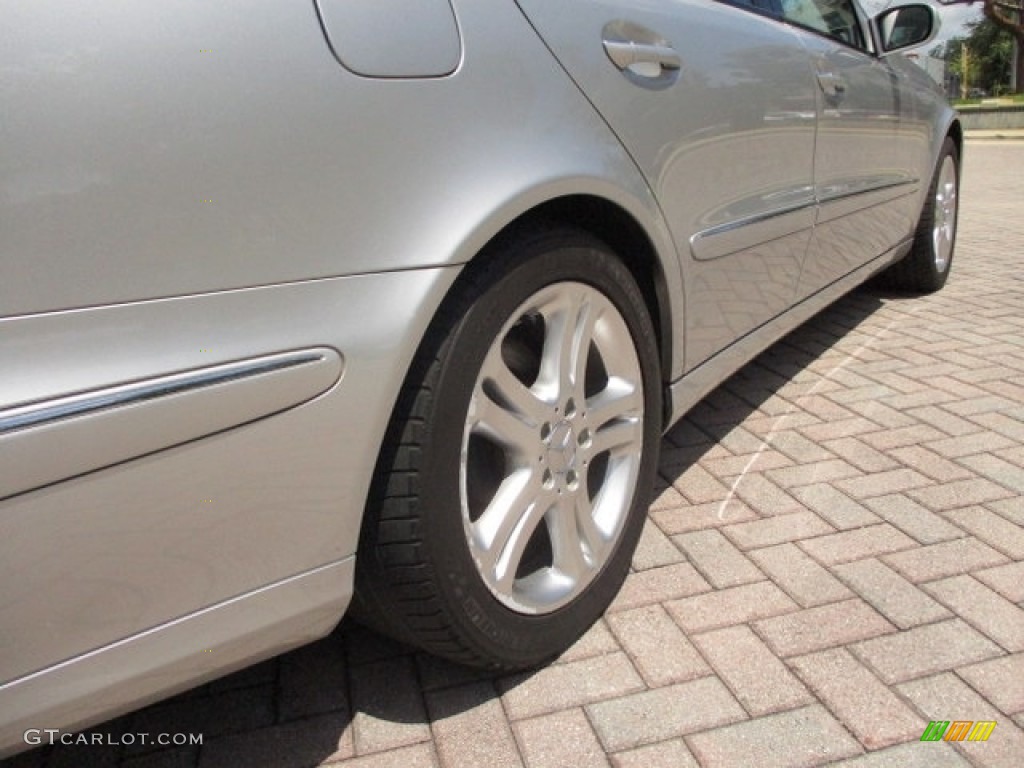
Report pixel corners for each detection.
[778,0,922,296]
[514,0,819,370]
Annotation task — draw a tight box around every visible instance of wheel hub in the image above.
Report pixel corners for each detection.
[543,420,578,476]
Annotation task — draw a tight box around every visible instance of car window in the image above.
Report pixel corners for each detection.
[778,0,866,49]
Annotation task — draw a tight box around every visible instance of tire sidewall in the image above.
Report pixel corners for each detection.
[419,235,661,667]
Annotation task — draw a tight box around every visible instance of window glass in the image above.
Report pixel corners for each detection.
[779,0,865,48]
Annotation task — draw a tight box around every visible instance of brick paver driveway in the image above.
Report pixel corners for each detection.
[7,140,1024,768]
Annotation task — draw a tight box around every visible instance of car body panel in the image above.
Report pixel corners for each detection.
[1,0,680,321]
[0,268,458,691]
[793,32,923,296]
[0,0,959,755]
[515,0,819,370]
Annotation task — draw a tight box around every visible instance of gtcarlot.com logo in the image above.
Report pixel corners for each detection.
[24,729,203,748]
[920,720,997,742]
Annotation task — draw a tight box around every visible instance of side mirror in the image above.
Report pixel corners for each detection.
[875,4,940,55]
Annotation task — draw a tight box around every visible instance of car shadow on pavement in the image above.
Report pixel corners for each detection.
[4,287,891,768]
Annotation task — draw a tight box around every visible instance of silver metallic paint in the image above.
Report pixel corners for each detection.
[0,0,958,754]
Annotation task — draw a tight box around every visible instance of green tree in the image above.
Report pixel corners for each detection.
[938,1,1022,93]
[937,18,1015,95]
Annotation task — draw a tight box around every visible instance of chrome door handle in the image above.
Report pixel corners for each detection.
[603,40,681,75]
[816,72,846,99]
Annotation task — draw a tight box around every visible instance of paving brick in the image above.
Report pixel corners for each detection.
[974,561,1024,603]
[609,562,711,613]
[671,529,764,588]
[631,521,686,571]
[499,653,644,721]
[326,744,435,768]
[586,677,746,752]
[343,623,410,666]
[925,431,1016,459]
[720,511,834,551]
[349,657,431,754]
[909,479,1014,512]
[748,543,853,607]
[887,445,975,482]
[764,431,837,463]
[609,739,698,768]
[835,469,933,500]
[789,647,925,749]
[943,506,1024,559]
[426,682,521,768]
[859,425,946,452]
[946,396,1018,417]
[957,654,1024,715]
[513,709,606,768]
[833,558,951,629]
[905,405,984,437]
[131,685,274,743]
[556,619,621,665]
[862,494,966,544]
[685,704,862,768]
[846,399,919,428]
[827,384,899,405]
[731,473,807,516]
[969,411,1024,441]
[647,482,688,513]
[958,454,1024,494]
[415,653,496,692]
[666,463,731,504]
[197,711,353,768]
[664,420,711,447]
[882,536,1009,582]
[279,636,348,721]
[789,484,880,529]
[822,437,902,473]
[700,450,793,479]
[764,460,862,489]
[826,741,971,767]
[742,411,821,437]
[123,749,198,768]
[665,581,798,634]
[898,673,1024,768]
[712,425,771,455]
[851,619,1004,684]
[753,599,894,657]
[606,605,710,687]
[790,394,857,422]
[691,625,813,716]
[987,496,1024,526]
[799,417,882,443]
[798,524,917,565]
[922,576,1024,652]
[648,499,758,535]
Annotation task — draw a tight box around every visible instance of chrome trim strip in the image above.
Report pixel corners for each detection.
[692,199,815,243]
[816,177,918,206]
[690,199,816,262]
[0,350,326,436]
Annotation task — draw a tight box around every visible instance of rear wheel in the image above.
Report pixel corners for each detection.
[876,137,959,292]
[354,226,661,669]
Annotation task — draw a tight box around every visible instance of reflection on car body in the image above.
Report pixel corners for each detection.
[0,0,959,755]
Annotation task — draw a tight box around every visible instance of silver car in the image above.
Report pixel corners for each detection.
[0,0,958,754]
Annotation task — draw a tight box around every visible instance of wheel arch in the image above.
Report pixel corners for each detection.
[947,118,963,161]
[451,194,679,428]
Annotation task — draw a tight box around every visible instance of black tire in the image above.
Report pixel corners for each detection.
[875,137,959,293]
[353,226,661,670]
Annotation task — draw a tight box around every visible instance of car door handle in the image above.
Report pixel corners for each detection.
[816,72,846,99]
[603,40,681,75]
